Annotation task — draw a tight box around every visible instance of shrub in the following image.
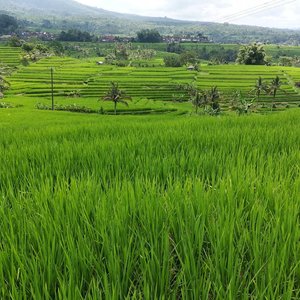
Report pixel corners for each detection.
[164,55,183,67]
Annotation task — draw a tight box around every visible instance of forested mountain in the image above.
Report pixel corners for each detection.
[0,0,116,16]
[1,0,300,44]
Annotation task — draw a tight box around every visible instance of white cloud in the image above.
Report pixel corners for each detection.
[75,0,300,28]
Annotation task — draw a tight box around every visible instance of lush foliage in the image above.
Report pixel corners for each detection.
[136,29,162,43]
[0,65,12,96]
[36,103,95,113]
[164,54,183,67]
[0,14,18,34]
[58,29,95,42]
[0,109,299,298]
[236,43,266,65]
[3,54,300,111]
[102,82,132,114]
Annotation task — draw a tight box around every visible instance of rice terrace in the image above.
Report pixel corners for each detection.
[0,1,300,299]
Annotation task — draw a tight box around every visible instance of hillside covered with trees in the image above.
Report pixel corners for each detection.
[1,0,300,44]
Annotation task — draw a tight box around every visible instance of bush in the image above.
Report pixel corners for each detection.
[164,55,183,67]
[36,103,95,113]
[295,82,300,88]
[0,102,22,108]
[22,43,35,52]
[236,43,266,65]
[136,29,162,43]
[0,102,14,108]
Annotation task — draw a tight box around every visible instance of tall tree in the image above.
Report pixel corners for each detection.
[270,76,282,99]
[0,14,18,34]
[102,82,131,115]
[250,77,267,100]
[208,86,221,113]
[136,29,162,43]
[269,76,285,109]
[236,43,266,65]
[191,90,208,114]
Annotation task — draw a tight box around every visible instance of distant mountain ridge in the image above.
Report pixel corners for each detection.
[0,0,120,16]
[1,0,300,44]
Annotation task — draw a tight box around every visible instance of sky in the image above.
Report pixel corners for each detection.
[75,0,300,29]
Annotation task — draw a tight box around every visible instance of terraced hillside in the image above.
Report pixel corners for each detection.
[0,45,22,66]
[5,56,300,110]
[198,65,300,108]
[7,57,196,101]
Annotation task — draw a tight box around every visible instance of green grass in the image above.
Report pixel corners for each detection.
[0,45,22,66]
[1,41,299,112]
[4,55,300,112]
[0,108,299,299]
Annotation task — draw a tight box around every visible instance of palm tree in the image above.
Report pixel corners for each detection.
[269,76,286,109]
[270,76,282,98]
[102,82,131,115]
[250,76,267,100]
[185,84,207,114]
[191,90,207,114]
[208,86,220,113]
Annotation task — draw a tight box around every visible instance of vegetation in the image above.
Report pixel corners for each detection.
[269,75,283,98]
[0,14,18,34]
[58,29,95,42]
[21,43,53,64]
[2,52,300,111]
[179,51,199,66]
[136,29,162,43]
[183,84,220,114]
[163,54,183,67]
[249,76,268,102]
[0,65,12,97]
[102,82,132,115]
[3,0,300,44]
[36,103,95,113]
[236,43,266,65]
[0,108,299,298]
[0,38,300,298]
[230,90,256,115]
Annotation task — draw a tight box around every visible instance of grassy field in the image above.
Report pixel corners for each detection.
[0,45,22,66]
[1,44,300,298]
[0,107,299,299]
[1,42,300,113]
[3,55,300,112]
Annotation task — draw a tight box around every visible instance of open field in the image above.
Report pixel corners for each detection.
[0,45,22,66]
[3,55,300,112]
[1,43,300,298]
[0,108,299,299]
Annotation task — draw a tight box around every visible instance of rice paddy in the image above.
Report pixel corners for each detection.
[0,44,300,299]
[4,55,300,111]
[0,45,22,66]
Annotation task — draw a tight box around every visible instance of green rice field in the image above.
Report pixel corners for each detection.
[1,44,300,299]
[0,108,299,299]
[0,45,22,66]
[3,55,300,111]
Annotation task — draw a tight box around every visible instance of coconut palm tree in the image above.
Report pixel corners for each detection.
[270,76,282,98]
[250,76,268,100]
[184,84,207,114]
[102,82,131,115]
[208,86,220,113]
[269,76,286,109]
